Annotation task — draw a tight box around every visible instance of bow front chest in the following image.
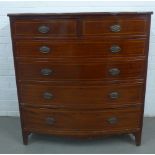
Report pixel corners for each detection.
[8,12,152,145]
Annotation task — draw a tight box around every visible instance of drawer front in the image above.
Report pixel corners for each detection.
[22,107,141,132]
[13,19,77,37]
[83,17,148,36]
[15,38,146,58]
[20,82,143,109]
[17,60,145,81]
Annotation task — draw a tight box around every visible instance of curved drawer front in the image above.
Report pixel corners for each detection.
[17,60,145,81]
[13,19,77,37]
[15,39,146,58]
[22,107,141,132]
[83,16,148,36]
[20,82,143,109]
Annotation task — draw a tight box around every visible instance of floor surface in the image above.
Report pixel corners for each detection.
[0,117,155,153]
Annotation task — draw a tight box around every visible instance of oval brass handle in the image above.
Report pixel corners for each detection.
[38,25,50,33]
[110,24,121,32]
[109,92,119,99]
[46,117,55,125]
[43,92,54,100]
[110,45,121,53]
[109,68,120,76]
[107,117,118,125]
[39,46,50,54]
[41,68,53,76]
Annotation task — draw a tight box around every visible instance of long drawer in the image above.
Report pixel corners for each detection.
[22,106,141,133]
[15,38,146,58]
[20,82,144,109]
[16,59,145,81]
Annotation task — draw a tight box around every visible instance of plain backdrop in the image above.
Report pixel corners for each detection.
[0,1,155,116]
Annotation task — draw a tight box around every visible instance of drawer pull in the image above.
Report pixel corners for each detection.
[41,68,53,76]
[43,92,54,100]
[109,68,120,76]
[109,92,119,99]
[46,117,55,125]
[110,45,121,53]
[39,46,50,53]
[110,24,121,32]
[38,25,50,33]
[107,117,118,124]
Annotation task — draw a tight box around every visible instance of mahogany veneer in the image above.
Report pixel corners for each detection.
[8,12,153,145]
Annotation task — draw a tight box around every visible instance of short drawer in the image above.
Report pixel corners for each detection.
[16,59,145,81]
[22,107,141,132]
[15,38,147,58]
[12,19,77,37]
[83,16,149,36]
[20,82,144,109]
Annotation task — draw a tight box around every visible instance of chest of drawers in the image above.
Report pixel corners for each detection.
[8,12,152,145]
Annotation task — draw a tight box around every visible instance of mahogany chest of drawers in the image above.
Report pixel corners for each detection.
[8,12,152,145]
